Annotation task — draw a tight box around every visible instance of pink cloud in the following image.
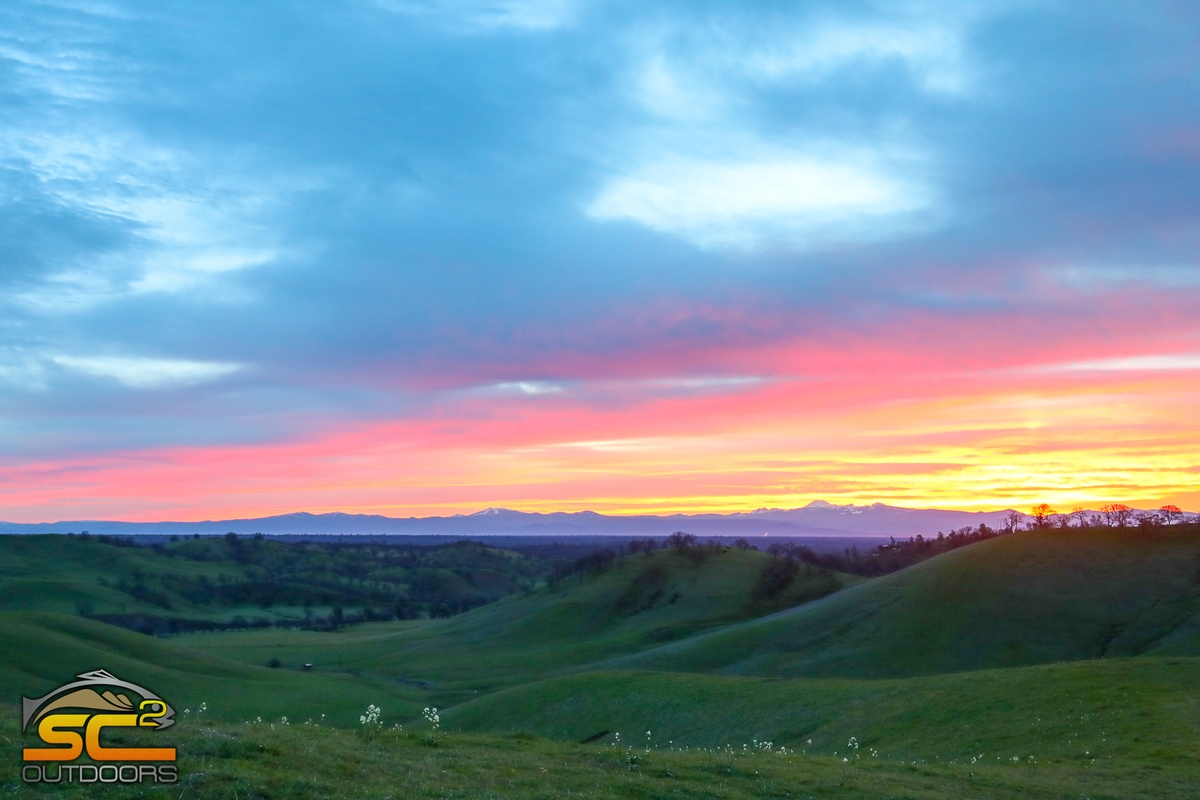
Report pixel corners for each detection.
[3,343,1197,521]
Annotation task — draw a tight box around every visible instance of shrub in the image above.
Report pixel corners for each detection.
[754,557,799,599]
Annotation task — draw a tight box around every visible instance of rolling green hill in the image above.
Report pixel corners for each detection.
[0,535,248,618]
[0,534,554,630]
[0,612,427,725]
[445,658,1200,764]
[4,527,1200,798]
[193,547,860,705]
[610,526,1200,679]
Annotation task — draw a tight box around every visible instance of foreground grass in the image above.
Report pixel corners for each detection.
[447,658,1200,765]
[4,709,1196,800]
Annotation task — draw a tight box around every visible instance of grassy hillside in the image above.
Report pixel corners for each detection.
[193,547,859,705]
[5,527,1200,797]
[612,526,1200,678]
[0,612,428,725]
[0,535,248,618]
[446,658,1200,764]
[0,534,553,630]
[3,703,1195,800]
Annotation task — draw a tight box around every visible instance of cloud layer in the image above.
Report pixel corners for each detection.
[2,0,1199,520]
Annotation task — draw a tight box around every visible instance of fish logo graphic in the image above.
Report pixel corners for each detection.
[21,670,176,764]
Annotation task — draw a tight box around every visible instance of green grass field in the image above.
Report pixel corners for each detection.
[614,526,1200,678]
[3,704,1196,800]
[187,547,859,704]
[3,526,1199,797]
[0,536,249,618]
[0,613,433,726]
[0,534,559,629]
[447,658,1200,764]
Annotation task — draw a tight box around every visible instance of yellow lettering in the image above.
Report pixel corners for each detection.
[85,714,175,762]
[138,699,166,727]
[23,714,86,761]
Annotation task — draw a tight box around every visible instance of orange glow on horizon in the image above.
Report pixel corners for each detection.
[3,358,1197,522]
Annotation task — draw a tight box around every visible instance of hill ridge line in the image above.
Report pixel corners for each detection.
[0,503,1039,538]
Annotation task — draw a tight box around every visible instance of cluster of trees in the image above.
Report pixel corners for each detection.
[66,532,137,547]
[556,531,733,582]
[1024,503,1193,530]
[77,503,1193,636]
[85,604,411,636]
[72,535,567,634]
[627,531,724,556]
[545,503,1198,588]
[560,526,1015,581]
[755,532,1003,577]
[748,503,1198,578]
[753,555,805,598]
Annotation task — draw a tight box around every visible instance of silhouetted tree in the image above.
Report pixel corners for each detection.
[666,531,697,552]
[753,557,799,599]
[1101,503,1134,527]
[1030,504,1055,529]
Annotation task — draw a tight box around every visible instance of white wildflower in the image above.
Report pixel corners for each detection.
[359,704,383,742]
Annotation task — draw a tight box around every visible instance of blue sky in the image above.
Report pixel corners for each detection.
[3,1,1200,520]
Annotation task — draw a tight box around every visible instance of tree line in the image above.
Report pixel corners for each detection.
[63,533,570,635]
[559,503,1198,583]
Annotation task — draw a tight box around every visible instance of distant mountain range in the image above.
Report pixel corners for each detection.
[0,501,1035,539]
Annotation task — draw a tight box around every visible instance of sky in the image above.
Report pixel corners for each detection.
[2,0,1199,522]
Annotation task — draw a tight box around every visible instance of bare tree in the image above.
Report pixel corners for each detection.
[666,531,697,551]
[1135,510,1161,530]
[1070,507,1088,528]
[1030,504,1055,529]
[1003,510,1025,534]
[1101,503,1134,527]
[1160,505,1183,525]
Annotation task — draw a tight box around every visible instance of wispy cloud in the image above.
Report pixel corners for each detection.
[591,10,961,250]
[1049,264,1200,291]
[588,148,933,249]
[1,0,1199,519]
[0,349,49,391]
[743,18,972,96]
[3,129,287,307]
[51,355,244,388]
[1048,354,1200,373]
[372,0,580,32]
[490,380,566,395]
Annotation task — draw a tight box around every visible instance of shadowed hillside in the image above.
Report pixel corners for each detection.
[196,546,861,703]
[610,526,1200,678]
[0,534,554,631]
[0,612,428,725]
